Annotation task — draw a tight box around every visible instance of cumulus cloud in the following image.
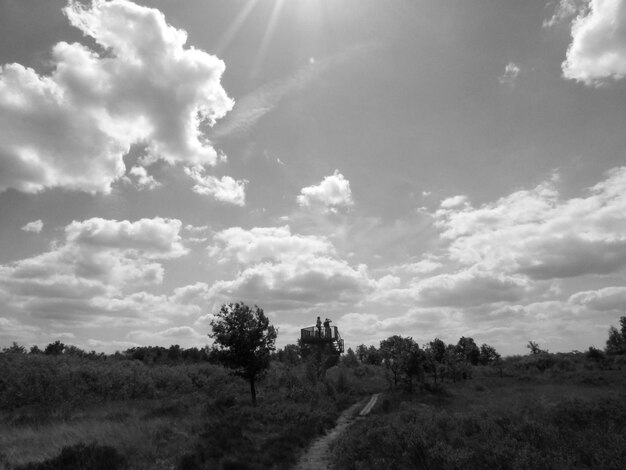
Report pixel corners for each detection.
[569,286,626,310]
[0,217,189,323]
[124,166,160,190]
[435,167,626,280]
[209,225,333,264]
[0,0,232,194]
[21,220,43,234]
[562,0,626,85]
[498,62,521,86]
[297,170,354,213]
[184,165,247,206]
[207,225,374,310]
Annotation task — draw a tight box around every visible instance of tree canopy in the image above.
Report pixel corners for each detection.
[209,302,277,405]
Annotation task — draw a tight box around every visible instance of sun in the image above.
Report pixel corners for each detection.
[213,0,326,81]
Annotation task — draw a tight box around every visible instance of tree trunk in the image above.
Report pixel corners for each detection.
[249,378,257,406]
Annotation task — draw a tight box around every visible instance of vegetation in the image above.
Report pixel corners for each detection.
[209,302,277,406]
[1,314,626,469]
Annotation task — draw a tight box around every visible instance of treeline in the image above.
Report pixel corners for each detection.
[1,340,210,365]
[0,343,220,411]
[271,335,501,392]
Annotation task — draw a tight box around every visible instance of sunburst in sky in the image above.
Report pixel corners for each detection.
[1,0,626,355]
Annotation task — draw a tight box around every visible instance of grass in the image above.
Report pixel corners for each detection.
[0,397,204,469]
[331,367,626,470]
[0,360,386,469]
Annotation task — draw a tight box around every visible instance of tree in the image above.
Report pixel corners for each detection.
[428,338,447,363]
[478,343,501,365]
[356,344,368,363]
[379,335,422,389]
[342,347,359,368]
[455,336,480,365]
[44,340,65,355]
[365,345,382,365]
[605,316,626,355]
[527,340,547,355]
[209,302,277,405]
[2,342,26,354]
[275,344,301,366]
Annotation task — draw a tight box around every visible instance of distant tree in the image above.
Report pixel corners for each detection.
[168,344,182,363]
[478,343,501,365]
[209,302,277,405]
[428,338,447,363]
[356,344,368,363]
[455,337,480,365]
[527,341,547,355]
[424,338,448,383]
[275,344,301,366]
[444,344,463,382]
[2,342,26,354]
[342,347,359,368]
[29,345,43,355]
[65,345,86,356]
[605,316,626,355]
[379,335,423,389]
[44,340,65,355]
[365,345,383,365]
[586,346,607,362]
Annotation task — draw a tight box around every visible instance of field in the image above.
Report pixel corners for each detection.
[1,349,626,469]
[0,351,385,469]
[331,355,626,470]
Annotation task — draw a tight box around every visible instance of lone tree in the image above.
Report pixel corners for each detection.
[209,302,277,405]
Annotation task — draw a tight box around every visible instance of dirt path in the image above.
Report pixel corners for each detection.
[294,393,380,470]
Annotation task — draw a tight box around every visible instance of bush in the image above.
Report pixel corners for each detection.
[14,442,126,470]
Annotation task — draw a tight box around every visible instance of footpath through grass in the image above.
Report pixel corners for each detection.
[0,353,387,469]
[331,365,626,470]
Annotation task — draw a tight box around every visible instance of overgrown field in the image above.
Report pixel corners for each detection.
[0,352,385,469]
[332,357,626,470]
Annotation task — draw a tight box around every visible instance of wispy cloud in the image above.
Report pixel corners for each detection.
[211,43,378,141]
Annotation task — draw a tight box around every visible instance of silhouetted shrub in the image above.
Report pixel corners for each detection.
[14,442,125,470]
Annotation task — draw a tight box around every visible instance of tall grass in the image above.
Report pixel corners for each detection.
[332,367,626,470]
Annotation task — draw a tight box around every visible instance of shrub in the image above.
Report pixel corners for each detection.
[14,442,126,470]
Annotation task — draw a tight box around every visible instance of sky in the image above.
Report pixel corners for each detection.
[1,0,626,355]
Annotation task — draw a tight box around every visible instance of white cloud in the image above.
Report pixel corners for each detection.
[21,219,43,234]
[65,217,187,259]
[211,43,375,141]
[126,326,205,346]
[297,170,354,213]
[207,226,374,310]
[0,0,232,194]
[209,225,333,264]
[569,286,626,310]
[184,165,247,206]
[125,166,160,190]
[498,62,521,86]
[563,0,626,85]
[0,217,190,324]
[544,0,588,29]
[435,167,626,279]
